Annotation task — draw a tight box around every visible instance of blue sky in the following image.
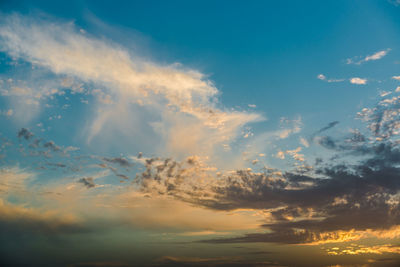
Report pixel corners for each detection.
[1,1,400,266]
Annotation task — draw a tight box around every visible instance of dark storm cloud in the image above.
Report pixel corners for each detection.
[78,177,95,188]
[17,128,34,140]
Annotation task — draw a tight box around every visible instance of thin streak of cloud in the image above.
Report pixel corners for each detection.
[346,49,391,65]
[317,74,344,83]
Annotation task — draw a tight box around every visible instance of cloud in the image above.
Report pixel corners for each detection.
[346,49,391,65]
[200,229,361,245]
[0,198,86,235]
[317,74,344,83]
[350,77,367,85]
[364,49,391,61]
[43,140,61,151]
[326,244,400,255]
[17,128,81,157]
[316,121,339,134]
[103,157,132,167]
[133,93,400,244]
[17,128,34,140]
[2,14,400,261]
[0,14,263,159]
[78,177,96,188]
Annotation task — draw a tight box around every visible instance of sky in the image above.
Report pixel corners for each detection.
[0,1,400,266]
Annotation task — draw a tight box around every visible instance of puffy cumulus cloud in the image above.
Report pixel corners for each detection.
[350,77,367,85]
[346,49,391,65]
[0,14,263,159]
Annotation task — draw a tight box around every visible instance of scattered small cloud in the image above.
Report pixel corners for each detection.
[317,74,344,83]
[78,177,95,188]
[350,77,367,85]
[346,49,391,65]
[103,157,132,167]
[17,128,34,140]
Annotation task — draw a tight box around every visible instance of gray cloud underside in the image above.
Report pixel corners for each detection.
[135,98,400,244]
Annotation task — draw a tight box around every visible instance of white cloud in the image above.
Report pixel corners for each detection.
[364,49,390,61]
[350,77,367,85]
[346,49,390,65]
[317,74,344,83]
[0,14,264,159]
[300,137,309,148]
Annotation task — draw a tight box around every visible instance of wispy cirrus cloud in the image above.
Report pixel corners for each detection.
[317,74,344,83]
[0,14,263,160]
[346,49,391,65]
